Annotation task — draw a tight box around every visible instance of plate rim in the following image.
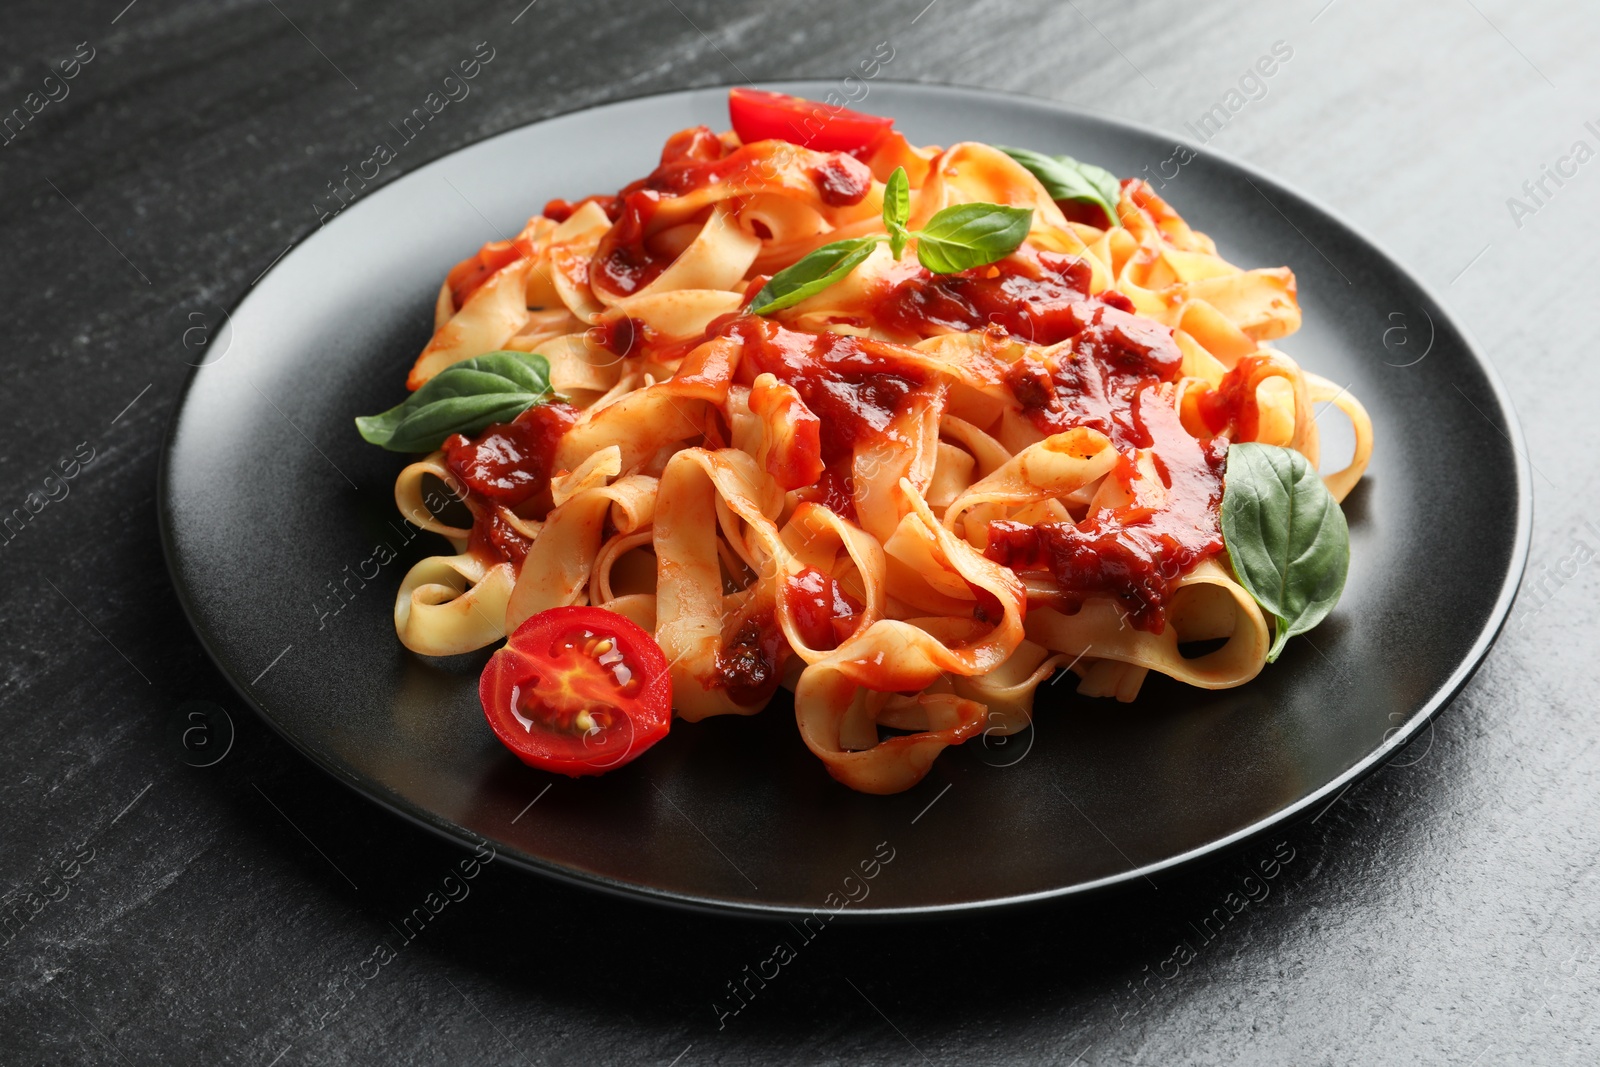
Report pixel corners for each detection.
[158,77,1533,920]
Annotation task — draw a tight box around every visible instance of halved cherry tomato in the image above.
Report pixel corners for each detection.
[479,607,672,777]
[728,88,893,154]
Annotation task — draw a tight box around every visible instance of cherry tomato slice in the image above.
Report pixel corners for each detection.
[479,607,672,777]
[728,88,893,153]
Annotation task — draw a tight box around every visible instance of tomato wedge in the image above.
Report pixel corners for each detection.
[479,607,672,777]
[728,88,893,153]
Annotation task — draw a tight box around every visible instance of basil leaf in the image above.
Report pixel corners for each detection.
[749,236,880,315]
[997,145,1122,227]
[883,166,911,259]
[914,202,1033,274]
[356,350,556,452]
[883,166,911,229]
[1220,443,1350,663]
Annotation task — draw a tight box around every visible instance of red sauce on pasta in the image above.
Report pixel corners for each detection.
[713,611,788,705]
[445,238,527,308]
[468,510,534,569]
[1004,304,1184,450]
[1194,352,1277,441]
[727,316,928,464]
[587,315,648,358]
[445,403,579,566]
[591,127,753,297]
[589,131,878,299]
[804,467,856,517]
[786,566,864,650]
[630,125,731,197]
[593,192,671,296]
[811,154,873,206]
[541,194,622,224]
[877,248,1099,344]
[723,316,930,520]
[985,386,1226,632]
[868,239,1226,631]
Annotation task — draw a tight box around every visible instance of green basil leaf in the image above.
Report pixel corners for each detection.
[1220,443,1350,662]
[749,236,881,315]
[913,202,1033,274]
[997,145,1122,227]
[884,166,912,260]
[355,350,556,452]
[883,166,911,231]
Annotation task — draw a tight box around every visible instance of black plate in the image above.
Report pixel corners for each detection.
[159,81,1530,919]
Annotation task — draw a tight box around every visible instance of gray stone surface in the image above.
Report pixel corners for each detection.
[1,0,1595,1063]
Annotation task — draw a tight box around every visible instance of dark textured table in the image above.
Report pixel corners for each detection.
[2,1,1595,1063]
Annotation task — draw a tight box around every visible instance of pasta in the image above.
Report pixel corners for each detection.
[373,91,1373,794]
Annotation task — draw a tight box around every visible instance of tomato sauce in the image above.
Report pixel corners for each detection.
[586,126,878,299]
[863,255,1230,633]
[592,192,672,296]
[724,316,927,463]
[589,126,742,298]
[1193,353,1278,441]
[629,125,730,196]
[720,315,929,519]
[985,387,1227,633]
[1003,303,1184,450]
[877,248,1098,344]
[446,239,526,308]
[804,467,856,516]
[785,566,864,650]
[467,509,535,569]
[444,402,578,565]
[811,153,873,206]
[713,611,789,705]
[541,194,622,224]
[1057,198,1116,228]
[556,127,741,294]
[587,315,648,359]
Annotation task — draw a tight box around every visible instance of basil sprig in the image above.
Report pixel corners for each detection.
[1220,443,1350,662]
[997,145,1122,228]
[749,166,1033,316]
[355,350,557,452]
